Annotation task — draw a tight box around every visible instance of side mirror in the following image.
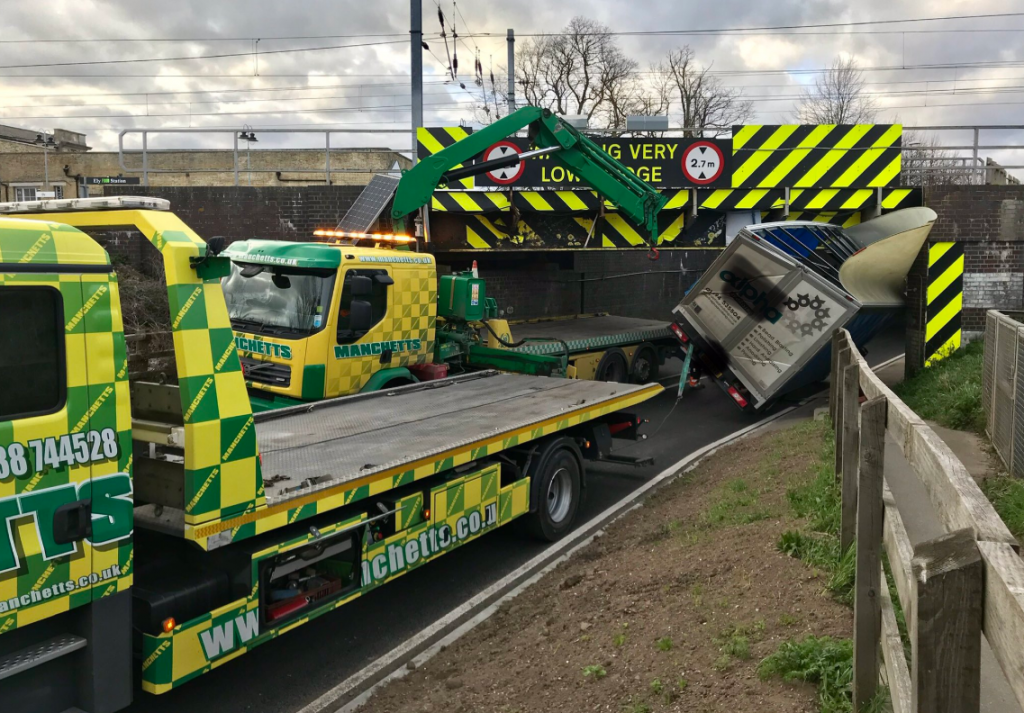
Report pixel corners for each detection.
[350,275,373,297]
[350,300,373,333]
[207,236,227,256]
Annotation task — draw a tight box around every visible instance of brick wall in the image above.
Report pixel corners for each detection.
[107,185,365,241]
[104,185,709,322]
[907,185,1024,374]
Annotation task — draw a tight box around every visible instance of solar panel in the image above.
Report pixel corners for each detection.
[337,174,401,233]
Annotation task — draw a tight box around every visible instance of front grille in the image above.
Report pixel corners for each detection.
[240,357,292,387]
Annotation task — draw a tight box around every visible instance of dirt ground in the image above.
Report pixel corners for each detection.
[366,420,851,713]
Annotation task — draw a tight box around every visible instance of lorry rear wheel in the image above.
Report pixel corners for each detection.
[629,343,659,383]
[594,348,628,383]
[523,440,583,541]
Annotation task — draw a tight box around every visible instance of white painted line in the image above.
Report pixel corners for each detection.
[299,354,901,713]
[871,352,905,372]
[300,404,798,713]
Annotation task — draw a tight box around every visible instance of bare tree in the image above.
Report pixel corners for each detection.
[656,47,753,137]
[513,16,637,125]
[797,56,878,124]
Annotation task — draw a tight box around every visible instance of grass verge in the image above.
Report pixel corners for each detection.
[892,340,985,432]
[981,476,1024,540]
[760,418,906,712]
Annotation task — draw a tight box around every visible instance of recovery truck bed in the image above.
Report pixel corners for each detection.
[257,371,656,503]
[504,314,673,355]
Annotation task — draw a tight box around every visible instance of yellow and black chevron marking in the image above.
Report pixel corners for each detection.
[925,241,964,367]
[417,127,475,188]
[699,188,785,211]
[431,191,509,212]
[786,211,862,228]
[731,124,902,188]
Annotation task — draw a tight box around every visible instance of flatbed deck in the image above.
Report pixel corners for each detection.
[506,314,672,355]
[255,371,660,504]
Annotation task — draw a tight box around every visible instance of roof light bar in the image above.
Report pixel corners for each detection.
[312,229,415,243]
[0,196,170,214]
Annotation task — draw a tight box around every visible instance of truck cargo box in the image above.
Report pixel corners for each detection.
[673,232,860,411]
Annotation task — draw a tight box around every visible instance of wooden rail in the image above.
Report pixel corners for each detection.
[830,329,1023,712]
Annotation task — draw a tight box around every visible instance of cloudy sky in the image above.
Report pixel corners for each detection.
[2,0,1023,165]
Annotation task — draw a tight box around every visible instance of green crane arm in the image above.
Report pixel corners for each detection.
[392,106,669,245]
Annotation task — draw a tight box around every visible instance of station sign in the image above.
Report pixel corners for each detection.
[475,137,732,189]
[85,176,142,185]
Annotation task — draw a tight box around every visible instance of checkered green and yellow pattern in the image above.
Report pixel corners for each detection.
[139,464,530,694]
[234,247,438,402]
[0,217,133,635]
[325,253,437,397]
[30,210,263,536]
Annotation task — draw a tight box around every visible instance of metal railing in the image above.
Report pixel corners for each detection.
[982,309,1024,476]
[115,124,1024,187]
[117,128,414,186]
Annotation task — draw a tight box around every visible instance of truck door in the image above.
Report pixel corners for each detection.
[330,267,394,394]
[0,276,98,627]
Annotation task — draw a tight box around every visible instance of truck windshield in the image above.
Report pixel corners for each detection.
[223,263,336,336]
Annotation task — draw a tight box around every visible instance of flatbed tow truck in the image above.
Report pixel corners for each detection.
[0,105,670,713]
[220,106,679,410]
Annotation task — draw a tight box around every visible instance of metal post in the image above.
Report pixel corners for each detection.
[973,127,980,185]
[42,146,49,189]
[326,132,331,185]
[233,133,239,187]
[507,29,516,114]
[410,0,423,165]
[142,132,149,187]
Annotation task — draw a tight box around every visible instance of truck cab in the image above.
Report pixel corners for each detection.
[221,239,437,410]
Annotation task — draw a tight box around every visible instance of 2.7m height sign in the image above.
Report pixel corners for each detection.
[476,137,731,189]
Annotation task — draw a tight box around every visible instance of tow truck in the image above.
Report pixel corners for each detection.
[0,105,670,713]
[221,106,679,410]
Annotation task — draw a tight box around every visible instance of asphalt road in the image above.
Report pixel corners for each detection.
[129,325,905,713]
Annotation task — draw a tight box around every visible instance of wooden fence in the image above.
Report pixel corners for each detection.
[830,328,1024,713]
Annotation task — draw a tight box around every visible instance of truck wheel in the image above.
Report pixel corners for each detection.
[594,348,628,383]
[629,343,659,383]
[523,439,583,541]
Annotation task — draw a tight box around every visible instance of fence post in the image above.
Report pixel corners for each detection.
[853,396,886,710]
[834,345,852,484]
[840,363,860,552]
[911,528,983,713]
[830,330,842,423]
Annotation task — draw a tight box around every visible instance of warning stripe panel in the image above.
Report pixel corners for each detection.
[417,127,475,189]
[786,211,862,228]
[730,124,902,189]
[700,189,784,211]
[430,192,509,212]
[925,241,964,366]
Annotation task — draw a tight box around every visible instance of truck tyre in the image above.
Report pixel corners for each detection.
[629,343,659,383]
[594,348,629,383]
[523,439,583,542]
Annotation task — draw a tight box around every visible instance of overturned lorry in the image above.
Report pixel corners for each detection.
[672,207,937,411]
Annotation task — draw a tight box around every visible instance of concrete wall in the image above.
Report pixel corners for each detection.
[0,148,408,201]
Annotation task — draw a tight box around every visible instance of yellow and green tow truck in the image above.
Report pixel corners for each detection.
[0,193,661,711]
[223,106,682,412]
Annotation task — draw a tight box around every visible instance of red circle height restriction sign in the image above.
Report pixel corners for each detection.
[484,141,525,185]
[682,141,725,185]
